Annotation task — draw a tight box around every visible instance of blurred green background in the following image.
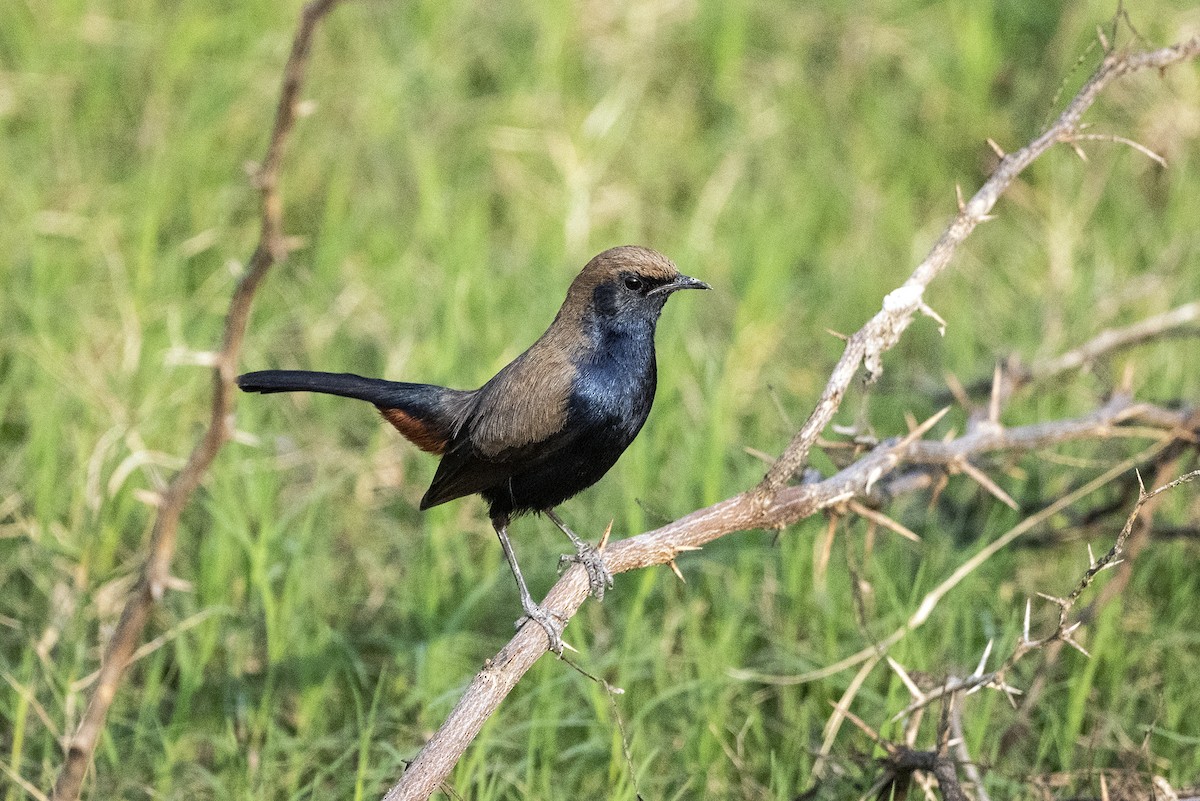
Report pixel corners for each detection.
[3,1,1199,798]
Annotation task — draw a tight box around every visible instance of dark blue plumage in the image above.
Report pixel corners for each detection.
[238,246,708,652]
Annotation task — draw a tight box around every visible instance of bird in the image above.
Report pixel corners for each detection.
[238,245,708,653]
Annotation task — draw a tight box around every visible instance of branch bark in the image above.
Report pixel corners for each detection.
[384,34,1200,801]
[47,3,343,799]
[943,298,1200,404]
[760,34,1200,496]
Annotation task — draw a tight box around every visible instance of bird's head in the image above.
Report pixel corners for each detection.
[569,246,709,330]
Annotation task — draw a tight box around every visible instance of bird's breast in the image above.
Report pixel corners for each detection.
[567,331,657,439]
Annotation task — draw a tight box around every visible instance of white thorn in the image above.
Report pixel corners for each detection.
[974,639,993,678]
[1064,636,1092,658]
[919,301,948,336]
[865,465,884,495]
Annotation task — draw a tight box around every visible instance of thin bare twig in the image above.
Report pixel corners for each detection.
[950,300,1200,405]
[1033,301,1200,381]
[886,468,1200,723]
[949,699,992,801]
[47,3,343,799]
[1063,131,1169,166]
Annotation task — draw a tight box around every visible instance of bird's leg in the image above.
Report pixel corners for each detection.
[493,518,565,655]
[545,508,614,601]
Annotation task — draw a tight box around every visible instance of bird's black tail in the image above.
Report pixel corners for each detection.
[238,370,414,405]
[237,370,472,454]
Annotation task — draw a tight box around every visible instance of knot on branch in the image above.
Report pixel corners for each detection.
[863,286,940,380]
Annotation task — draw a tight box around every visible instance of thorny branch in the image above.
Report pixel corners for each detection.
[886,468,1200,727]
[47,3,344,800]
[832,692,972,801]
[758,34,1200,497]
[385,32,1200,801]
[748,429,1191,785]
[949,299,1200,405]
[385,396,1197,799]
[847,467,1200,801]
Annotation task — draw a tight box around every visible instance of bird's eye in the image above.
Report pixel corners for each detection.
[623,276,644,292]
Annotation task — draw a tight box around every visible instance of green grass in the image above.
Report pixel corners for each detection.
[3,1,1200,798]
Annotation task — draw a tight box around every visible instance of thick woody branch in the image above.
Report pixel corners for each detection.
[385,35,1200,800]
[758,35,1200,496]
[386,400,1197,799]
[47,3,342,800]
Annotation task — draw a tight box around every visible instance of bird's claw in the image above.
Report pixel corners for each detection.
[515,603,568,655]
[559,541,614,601]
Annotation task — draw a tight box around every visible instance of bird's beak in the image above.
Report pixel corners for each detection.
[649,274,712,296]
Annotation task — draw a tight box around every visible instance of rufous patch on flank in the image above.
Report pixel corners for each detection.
[379,407,449,454]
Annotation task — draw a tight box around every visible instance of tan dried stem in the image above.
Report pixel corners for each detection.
[46,3,343,800]
[1030,301,1200,381]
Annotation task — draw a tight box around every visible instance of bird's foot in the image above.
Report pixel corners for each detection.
[559,540,614,601]
[515,602,568,655]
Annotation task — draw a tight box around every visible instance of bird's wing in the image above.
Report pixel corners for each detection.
[418,349,581,509]
[418,422,583,510]
[460,343,577,456]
